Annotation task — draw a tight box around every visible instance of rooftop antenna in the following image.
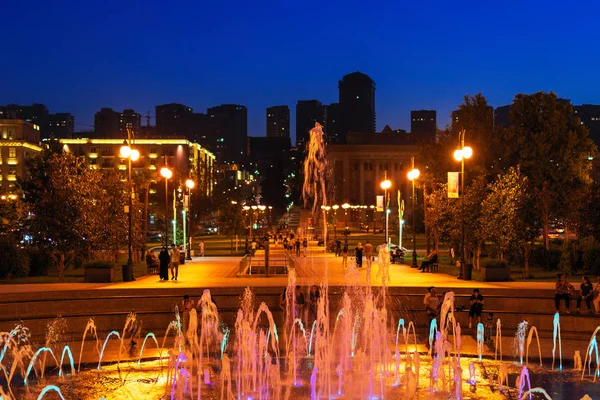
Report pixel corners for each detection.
[146,111,152,127]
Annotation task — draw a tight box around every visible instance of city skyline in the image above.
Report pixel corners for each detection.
[2,0,600,143]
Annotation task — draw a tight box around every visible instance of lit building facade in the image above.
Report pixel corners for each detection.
[54,137,215,197]
[0,120,43,193]
[327,144,419,205]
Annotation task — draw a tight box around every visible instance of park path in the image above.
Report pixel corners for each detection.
[0,247,555,294]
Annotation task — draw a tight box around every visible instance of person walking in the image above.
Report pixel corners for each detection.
[170,244,180,281]
[198,240,205,257]
[251,239,257,256]
[577,275,594,314]
[295,239,301,257]
[468,289,484,328]
[158,246,170,281]
[302,238,308,257]
[355,243,363,268]
[335,239,342,257]
[555,273,573,314]
[341,244,348,270]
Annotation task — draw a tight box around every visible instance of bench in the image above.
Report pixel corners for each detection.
[430,263,438,273]
[147,264,159,275]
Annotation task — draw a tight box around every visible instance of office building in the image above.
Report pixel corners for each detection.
[410,110,436,142]
[0,120,43,193]
[328,142,418,205]
[155,103,195,137]
[325,103,340,144]
[54,137,215,197]
[94,108,121,138]
[0,104,50,138]
[47,113,75,138]
[266,106,290,138]
[120,109,142,135]
[338,72,376,142]
[207,104,248,165]
[295,100,324,147]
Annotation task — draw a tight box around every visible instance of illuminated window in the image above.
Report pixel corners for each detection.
[90,147,97,153]
[8,148,16,158]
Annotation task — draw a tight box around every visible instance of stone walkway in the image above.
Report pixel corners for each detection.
[0,249,555,295]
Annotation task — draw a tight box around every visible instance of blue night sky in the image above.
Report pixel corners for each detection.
[2,0,600,143]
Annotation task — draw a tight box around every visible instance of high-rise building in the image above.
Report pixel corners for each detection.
[94,108,121,138]
[338,72,376,142]
[324,103,340,144]
[207,104,248,165]
[410,110,437,141]
[155,103,194,137]
[295,100,324,147]
[120,109,142,135]
[266,106,290,138]
[47,113,75,138]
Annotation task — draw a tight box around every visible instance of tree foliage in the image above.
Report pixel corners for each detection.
[480,167,540,275]
[501,92,596,248]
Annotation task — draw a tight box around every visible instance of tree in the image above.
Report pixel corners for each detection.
[0,191,26,234]
[217,202,245,254]
[480,167,540,277]
[501,92,596,249]
[26,151,105,280]
[574,183,600,240]
[425,183,460,255]
[451,94,497,177]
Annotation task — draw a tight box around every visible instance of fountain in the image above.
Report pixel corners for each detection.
[552,312,562,370]
[476,323,484,361]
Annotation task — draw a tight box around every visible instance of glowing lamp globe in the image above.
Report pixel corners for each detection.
[380,179,392,190]
[120,145,131,158]
[160,167,172,179]
[454,149,463,161]
[462,146,473,159]
[185,179,195,189]
[130,149,140,161]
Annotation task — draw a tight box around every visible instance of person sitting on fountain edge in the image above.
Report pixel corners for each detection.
[468,289,484,329]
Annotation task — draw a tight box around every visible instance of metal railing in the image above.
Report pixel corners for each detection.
[238,254,292,276]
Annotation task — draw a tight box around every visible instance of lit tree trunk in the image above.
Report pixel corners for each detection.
[424,188,431,255]
[541,181,550,251]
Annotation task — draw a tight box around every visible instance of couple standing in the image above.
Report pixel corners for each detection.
[158,245,180,281]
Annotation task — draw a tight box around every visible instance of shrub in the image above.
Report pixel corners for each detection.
[84,260,115,269]
[580,237,600,275]
[28,248,52,276]
[530,247,562,270]
[558,243,575,275]
[483,260,508,269]
[0,235,30,279]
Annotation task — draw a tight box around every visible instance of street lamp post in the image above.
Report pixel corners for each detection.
[454,130,473,274]
[342,203,350,244]
[407,157,420,268]
[243,205,250,254]
[250,205,257,240]
[120,133,140,282]
[380,176,392,244]
[160,166,173,247]
[258,205,266,236]
[332,205,339,239]
[184,178,195,260]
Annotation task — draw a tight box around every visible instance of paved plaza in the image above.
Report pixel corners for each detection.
[0,247,556,295]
